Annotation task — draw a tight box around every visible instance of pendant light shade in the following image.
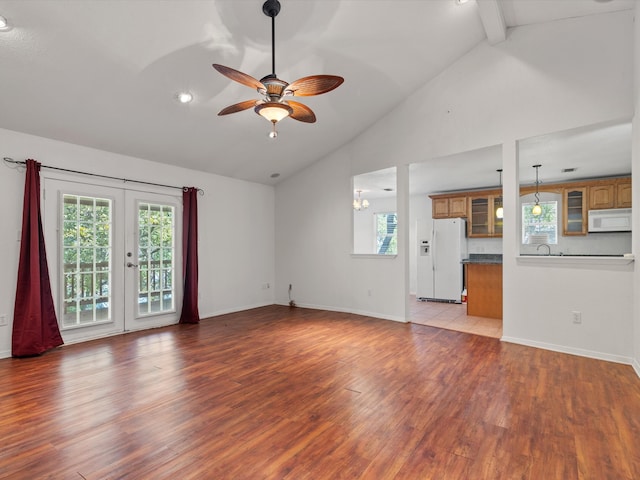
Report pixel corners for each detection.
[531,204,542,216]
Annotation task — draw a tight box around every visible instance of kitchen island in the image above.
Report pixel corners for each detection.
[461,254,502,319]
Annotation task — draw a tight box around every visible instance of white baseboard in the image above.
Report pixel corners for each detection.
[200,301,274,320]
[348,308,406,323]
[501,335,634,367]
[632,357,640,378]
[273,301,406,323]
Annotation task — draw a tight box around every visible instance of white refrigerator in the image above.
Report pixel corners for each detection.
[416,218,467,303]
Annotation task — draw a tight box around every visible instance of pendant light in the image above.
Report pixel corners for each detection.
[495,169,504,219]
[532,164,542,216]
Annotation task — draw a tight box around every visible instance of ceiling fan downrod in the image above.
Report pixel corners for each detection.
[263,0,281,76]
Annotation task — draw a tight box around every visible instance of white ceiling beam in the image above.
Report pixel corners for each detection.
[476,0,507,45]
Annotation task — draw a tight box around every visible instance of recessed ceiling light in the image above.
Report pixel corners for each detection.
[176,92,193,104]
[0,15,9,30]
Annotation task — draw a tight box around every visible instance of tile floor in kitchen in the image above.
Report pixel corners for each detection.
[409,295,502,339]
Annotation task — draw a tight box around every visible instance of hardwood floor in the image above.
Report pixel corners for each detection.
[1,305,639,479]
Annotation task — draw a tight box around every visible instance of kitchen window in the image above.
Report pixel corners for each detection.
[522,201,558,244]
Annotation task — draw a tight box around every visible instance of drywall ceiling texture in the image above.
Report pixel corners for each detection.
[0,0,633,186]
[0,0,486,185]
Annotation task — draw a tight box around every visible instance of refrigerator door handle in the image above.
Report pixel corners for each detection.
[432,229,436,271]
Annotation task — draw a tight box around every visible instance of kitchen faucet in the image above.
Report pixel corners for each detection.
[537,243,551,255]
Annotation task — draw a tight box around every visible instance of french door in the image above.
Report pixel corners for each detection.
[43,178,182,344]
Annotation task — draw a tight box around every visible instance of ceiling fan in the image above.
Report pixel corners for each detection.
[212,0,344,138]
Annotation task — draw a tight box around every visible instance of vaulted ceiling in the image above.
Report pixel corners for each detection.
[0,0,634,186]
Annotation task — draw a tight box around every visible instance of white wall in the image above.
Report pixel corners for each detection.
[275,148,406,321]
[276,10,636,363]
[633,2,640,376]
[0,128,275,358]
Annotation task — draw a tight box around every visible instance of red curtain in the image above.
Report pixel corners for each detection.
[12,159,64,357]
[179,187,200,324]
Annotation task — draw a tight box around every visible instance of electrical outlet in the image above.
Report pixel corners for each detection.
[0,314,7,326]
[261,283,270,290]
[572,311,582,324]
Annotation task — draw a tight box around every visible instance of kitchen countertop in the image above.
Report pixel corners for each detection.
[461,254,503,265]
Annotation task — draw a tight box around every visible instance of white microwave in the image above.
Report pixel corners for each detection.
[588,208,632,232]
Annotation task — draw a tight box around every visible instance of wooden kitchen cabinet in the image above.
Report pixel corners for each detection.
[589,184,615,209]
[616,179,632,208]
[468,194,502,237]
[432,195,467,219]
[429,176,629,237]
[449,196,467,217]
[589,178,631,209]
[563,187,587,235]
[465,263,502,319]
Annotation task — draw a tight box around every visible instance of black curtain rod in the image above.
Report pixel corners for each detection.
[3,157,204,195]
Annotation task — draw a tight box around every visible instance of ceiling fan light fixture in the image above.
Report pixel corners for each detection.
[0,15,9,30]
[212,0,342,134]
[255,102,293,123]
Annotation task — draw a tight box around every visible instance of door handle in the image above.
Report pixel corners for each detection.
[127,262,138,268]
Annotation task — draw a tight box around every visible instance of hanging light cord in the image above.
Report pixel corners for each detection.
[534,164,541,204]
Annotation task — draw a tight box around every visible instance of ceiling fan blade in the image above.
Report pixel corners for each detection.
[284,75,344,97]
[212,64,265,91]
[288,101,316,123]
[218,99,260,116]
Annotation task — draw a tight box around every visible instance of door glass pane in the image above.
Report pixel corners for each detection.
[61,195,113,328]
[137,202,175,316]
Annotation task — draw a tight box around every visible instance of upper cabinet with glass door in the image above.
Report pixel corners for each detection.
[468,191,503,238]
[563,187,587,235]
[416,145,503,238]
